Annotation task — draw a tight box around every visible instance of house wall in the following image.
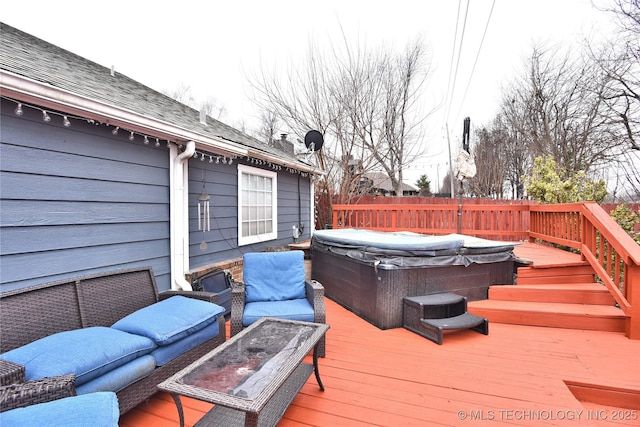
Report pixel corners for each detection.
[0,100,172,292]
[1,98,315,293]
[187,157,313,273]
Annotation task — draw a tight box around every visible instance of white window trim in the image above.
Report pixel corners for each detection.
[237,164,278,246]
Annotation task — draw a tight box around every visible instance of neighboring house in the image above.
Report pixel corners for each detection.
[0,23,322,292]
[360,172,419,196]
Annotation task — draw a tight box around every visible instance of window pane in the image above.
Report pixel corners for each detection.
[238,166,277,245]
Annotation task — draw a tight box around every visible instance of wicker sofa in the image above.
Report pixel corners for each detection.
[0,267,226,415]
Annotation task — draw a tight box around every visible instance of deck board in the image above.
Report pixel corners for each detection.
[513,241,584,267]
[120,243,640,426]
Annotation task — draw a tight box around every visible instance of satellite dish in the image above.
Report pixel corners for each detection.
[304,130,324,152]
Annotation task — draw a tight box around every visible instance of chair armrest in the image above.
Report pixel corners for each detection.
[306,280,326,324]
[306,280,327,357]
[0,374,76,413]
[0,360,25,386]
[230,280,246,337]
[158,290,219,305]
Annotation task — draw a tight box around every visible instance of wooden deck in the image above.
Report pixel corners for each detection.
[120,243,640,426]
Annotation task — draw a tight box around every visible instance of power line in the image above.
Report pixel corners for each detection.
[445,0,471,125]
[454,0,497,124]
[444,0,463,125]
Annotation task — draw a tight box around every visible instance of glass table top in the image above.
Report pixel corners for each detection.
[178,320,317,400]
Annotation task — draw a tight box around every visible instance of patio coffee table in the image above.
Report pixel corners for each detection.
[158,317,329,427]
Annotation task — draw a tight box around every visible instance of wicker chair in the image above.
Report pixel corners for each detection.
[230,251,326,357]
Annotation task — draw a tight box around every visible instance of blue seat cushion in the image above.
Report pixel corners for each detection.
[0,392,119,427]
[151,320,219,366]
[76,355,155,395]
[1,327,156,386]
[242,298,315,326]
[243,251,306,302]
[111,296,224,346]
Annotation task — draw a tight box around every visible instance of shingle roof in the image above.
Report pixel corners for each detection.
[363,171,418,193]
[0,22,313,171]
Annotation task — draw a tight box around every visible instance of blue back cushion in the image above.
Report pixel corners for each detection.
[111,296,224,346]
[243,251,306,302]
[150,321,219,366]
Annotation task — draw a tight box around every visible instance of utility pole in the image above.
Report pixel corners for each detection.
[458,117,471,234]
[446,123,455,199]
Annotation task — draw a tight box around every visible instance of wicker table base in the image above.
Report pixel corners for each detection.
[195,364,313,427]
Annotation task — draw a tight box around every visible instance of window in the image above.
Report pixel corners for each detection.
[238,164,277,245]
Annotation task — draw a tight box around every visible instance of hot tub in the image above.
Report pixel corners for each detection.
[311,228,516,329]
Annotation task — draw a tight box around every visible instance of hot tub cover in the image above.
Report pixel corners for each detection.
[312,228,517,268]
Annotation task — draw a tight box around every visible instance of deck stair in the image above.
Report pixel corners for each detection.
[468,263,627,333]
[403,293,488,344]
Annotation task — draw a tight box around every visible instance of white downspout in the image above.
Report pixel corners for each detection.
[310,179,315,238]
[170,141,195,290]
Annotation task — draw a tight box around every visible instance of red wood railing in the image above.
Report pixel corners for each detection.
[529,202,640,339]
[331,203,530,241]
[331,202,640,339]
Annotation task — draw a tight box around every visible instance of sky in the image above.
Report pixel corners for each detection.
[1,0,618,185]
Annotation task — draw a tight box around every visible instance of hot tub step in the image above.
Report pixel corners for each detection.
[403,293,489,344]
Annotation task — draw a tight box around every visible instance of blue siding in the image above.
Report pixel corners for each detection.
[1,99,315,291]
[278,173,311,238]
[188,158,313,270]
[0,101,171,291]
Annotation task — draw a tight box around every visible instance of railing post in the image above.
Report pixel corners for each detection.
[457,182,463,234]
[626,263,640,339]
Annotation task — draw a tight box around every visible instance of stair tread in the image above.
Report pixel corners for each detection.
[518,261,590,270]
[421,313,487,330]
[405,293,465,306]
[497,284,609,291]
[468,300,624,316]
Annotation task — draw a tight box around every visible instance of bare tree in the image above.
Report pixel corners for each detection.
[246,32,433,208]
[200,97,227,121]
[356,41,431,195]
[499,44,624,181]
[471,119,510,198]
[594,0,639,151]
[255,110,281,146]
[163,85,227,121]
[163,83,195,106]
[467,3,638,201]
[588,0,640,200]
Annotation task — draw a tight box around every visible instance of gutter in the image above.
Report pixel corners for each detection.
[170,141,196,290]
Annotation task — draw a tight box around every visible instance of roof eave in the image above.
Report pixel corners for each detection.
[1,70,247,157]
[245,149,325,176]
